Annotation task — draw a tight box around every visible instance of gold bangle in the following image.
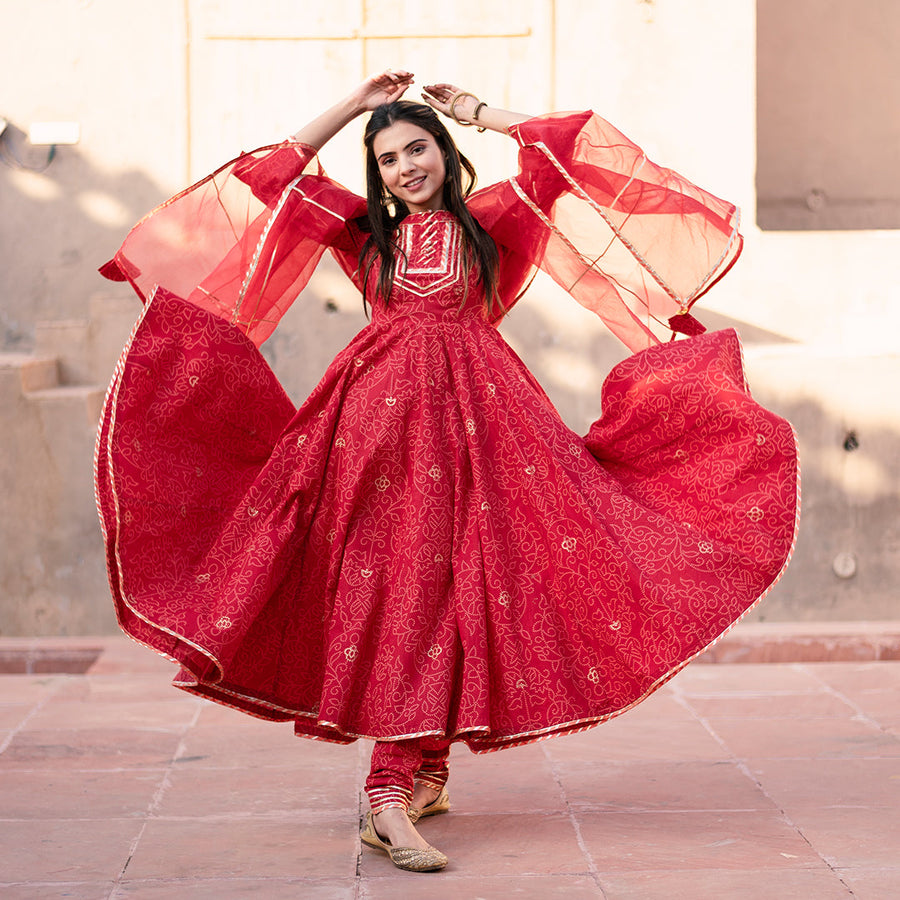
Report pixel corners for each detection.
[449,91,479,126]
[473,101,487,133]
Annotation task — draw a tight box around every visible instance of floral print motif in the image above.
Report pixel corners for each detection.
[95,191,798,753]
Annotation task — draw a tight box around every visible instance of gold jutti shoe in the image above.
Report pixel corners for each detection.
[360,812,448,872]
[407,786,451,824]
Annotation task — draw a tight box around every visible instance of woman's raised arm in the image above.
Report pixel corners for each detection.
[421,83,531,135]
[290,69,415,149]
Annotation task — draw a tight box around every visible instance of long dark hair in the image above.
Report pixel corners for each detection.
[359,101,501,313]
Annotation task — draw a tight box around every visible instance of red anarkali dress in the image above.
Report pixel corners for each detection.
[96,111,798,751]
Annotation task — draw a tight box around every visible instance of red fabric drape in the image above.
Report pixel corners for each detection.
[102,111,742,352]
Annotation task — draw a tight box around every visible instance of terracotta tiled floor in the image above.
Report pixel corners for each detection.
[1,636,899,899]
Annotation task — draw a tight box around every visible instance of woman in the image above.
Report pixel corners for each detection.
[96,70,798,872]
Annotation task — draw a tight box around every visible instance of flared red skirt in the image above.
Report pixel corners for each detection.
[95,290,798,751]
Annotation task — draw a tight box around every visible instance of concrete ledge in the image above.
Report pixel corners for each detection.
[1,624,900,675]
[0,353,59,392]
[697,621,900,664]
[0,645,102,674]
[0,636,170,675]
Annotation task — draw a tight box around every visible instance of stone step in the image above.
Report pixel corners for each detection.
[89,292,140,385]
[30,293,138,387]
[27,383,106,427]
[698,620,900,664]
[34,318,93,385]
[0,352,60,393]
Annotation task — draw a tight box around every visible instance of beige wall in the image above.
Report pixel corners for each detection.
[757,0,900,230]
[1,0,897,634]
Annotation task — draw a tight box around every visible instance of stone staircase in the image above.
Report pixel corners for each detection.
[1,354,105,431]
[0,292,139,636]
[1,292,139,426]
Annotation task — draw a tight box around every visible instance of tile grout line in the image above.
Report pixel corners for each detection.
[669,681,858,898]
[354,738,367,897]
[106,699,205,900]
[0,674,70,756]
[540,741,609,898]
[799,663,897,737]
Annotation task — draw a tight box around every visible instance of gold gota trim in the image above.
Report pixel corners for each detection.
[176,674,495,743]
[516,140,681,304]
[312,720,489,743]
[101,295,152,635]
[687,206,742,304]
[516,137,742,310]
[393,215,463,298]
[94,367,124,544]
[98,291,180,650]
[101,288,226,682]
[291,187,350,223]
[234,173,306,328]
[93,285,155,544]
[174,679,308,720]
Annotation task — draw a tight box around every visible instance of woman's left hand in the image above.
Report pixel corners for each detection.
[422,83,479,123]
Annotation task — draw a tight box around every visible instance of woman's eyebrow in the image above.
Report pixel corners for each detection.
[377,139,426,162]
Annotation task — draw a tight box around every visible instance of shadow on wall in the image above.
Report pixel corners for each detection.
[503,299,898,623]
[502,294,798,431]
[700,310,796,346]
[0,122,172,636]
[0,122,165,348]
[750,397,900,623]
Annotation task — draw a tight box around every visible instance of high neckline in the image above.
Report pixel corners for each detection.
[400,209,455,224]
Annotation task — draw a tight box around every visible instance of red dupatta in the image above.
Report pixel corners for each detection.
[101,111,742,353]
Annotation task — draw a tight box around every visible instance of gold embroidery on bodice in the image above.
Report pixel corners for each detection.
[393,212,463,299]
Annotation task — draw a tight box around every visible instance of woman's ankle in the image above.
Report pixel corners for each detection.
[411,782,441,808]
[373,807,430,850]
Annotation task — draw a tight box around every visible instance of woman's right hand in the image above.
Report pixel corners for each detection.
[352,69,415,111]
[290,69,414,149]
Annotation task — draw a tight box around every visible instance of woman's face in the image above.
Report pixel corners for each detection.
[372,120,446,213]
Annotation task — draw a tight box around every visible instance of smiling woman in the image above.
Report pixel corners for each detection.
[357,94,511,317]
[373,121,445,212]
[96,68,798,873]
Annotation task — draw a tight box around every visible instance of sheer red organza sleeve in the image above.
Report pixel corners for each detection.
[468,111,743,352]
[100,143,367,347]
